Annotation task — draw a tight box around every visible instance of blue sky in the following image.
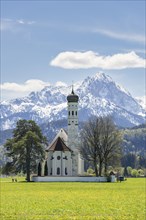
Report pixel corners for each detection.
[1,0,145,101]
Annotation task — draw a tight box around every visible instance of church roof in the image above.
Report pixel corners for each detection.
[47,137,72,152]
[46,128,68,152]
[67,87,79,103]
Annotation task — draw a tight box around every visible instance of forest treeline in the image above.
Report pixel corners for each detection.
[0,121,146,170]
[121,124,146,169]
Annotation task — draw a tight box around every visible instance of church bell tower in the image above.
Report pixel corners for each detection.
[67,86,79,149]
[67,86,79,175]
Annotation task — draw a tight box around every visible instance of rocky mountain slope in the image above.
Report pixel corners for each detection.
[135,96,146,110]
[1,72,145,130]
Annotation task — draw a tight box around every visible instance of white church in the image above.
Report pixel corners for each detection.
[39,87,84,177]
[32,88,109,182]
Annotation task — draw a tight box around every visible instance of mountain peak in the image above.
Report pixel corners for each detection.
[94,72,112,81]
[0,72,145,130]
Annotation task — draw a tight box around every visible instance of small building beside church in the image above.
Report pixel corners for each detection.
[39,87,84,177]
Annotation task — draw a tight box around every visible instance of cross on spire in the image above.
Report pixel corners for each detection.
[71,81,74,94]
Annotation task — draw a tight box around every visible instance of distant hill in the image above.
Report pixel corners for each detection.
[0,121,145,166]
[122,124,146,156]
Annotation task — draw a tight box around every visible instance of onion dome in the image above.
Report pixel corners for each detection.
[67,87,79,103]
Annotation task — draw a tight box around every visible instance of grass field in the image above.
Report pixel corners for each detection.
[0,177,145,220]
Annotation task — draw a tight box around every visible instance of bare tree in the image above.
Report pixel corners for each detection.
[100,117,122,175]
[79,116,122,176]
[80,117,104,176]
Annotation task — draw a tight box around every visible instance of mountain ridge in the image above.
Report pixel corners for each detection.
[1,72,145,130]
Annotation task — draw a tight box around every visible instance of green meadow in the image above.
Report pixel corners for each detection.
[0,178,145,220]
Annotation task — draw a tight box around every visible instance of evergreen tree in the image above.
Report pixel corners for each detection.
[138,155,146,168]
[121,153,136,168]
[4,120,47,181]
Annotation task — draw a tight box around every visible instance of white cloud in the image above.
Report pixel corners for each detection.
[0,18,14,31]
[68,26,145,44]
[122,48,146,55]
[0,18,36,31]
[16,19,35,25]
[1,79,50,101]
[1,79,50,92]
[17,19,25,24]
[55,81,67,87]
[50,51,146,70]
[93,29,145,44]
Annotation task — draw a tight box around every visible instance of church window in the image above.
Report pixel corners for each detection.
[63,156,67,160]
[65,168,68,175]
[57,156,61,160]
[76,111,77,115]
[69,111,70,116]
[57,167,60,175]
[72,111,74,115]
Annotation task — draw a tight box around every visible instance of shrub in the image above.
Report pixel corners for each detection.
[131,169,139,177]
[87,167,94,175]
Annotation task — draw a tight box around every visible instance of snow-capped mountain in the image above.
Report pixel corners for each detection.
[135,96,146,110]
[0,72,145,130]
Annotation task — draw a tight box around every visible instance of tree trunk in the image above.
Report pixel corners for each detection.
[26,146,30,182]
[95,163,98,177]
[26,163,30,182]
[99,160,103,176]
[104,159,108,176]
[94,158,98,176]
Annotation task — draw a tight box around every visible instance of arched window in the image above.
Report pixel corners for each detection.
[57,156,61,160]
[57,167,60,175]
[76,111,77,116]
[65,167,68,175]
[72,111,74,115]
[68,111,70,116]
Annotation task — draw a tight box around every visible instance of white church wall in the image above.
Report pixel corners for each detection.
[47,152,53,176]
[78,154,84,175]
[53,151,61,175]
[52,152,57,175]
[48,151,72,176]
[64,151,72,176]
[71,150,79,176]
[32,176,108,182]
[41,160,45,176]
[46,150,73,176]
